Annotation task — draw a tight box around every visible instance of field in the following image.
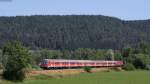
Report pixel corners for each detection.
[2,71,150,84]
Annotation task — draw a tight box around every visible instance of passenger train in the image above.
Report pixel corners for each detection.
[40,59,123,69]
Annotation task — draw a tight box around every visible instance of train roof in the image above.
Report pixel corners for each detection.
[43,59,119,62]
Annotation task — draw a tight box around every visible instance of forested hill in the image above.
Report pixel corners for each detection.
[0,15,150,50]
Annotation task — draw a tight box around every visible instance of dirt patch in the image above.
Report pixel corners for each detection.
[30,69,84,76]
[29,67,117,76]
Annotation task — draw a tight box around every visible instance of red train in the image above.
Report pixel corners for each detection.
[40,59,123,69]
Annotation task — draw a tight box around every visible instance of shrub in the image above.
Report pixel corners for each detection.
[32,65,43,70]
[123,63,135,71]
[2,41,31,82]
[145,65,150,70]
[132,54,148,69]
[84,66,92,73]
[3,69,26,82]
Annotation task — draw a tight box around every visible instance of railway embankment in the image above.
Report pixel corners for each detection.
[29,67,122,76]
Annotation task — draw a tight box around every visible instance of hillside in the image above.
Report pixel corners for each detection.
[0,15,150,50]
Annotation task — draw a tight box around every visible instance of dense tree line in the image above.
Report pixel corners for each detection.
[0,42,150,71]
[0,15,150,50]
[30,48,118,64]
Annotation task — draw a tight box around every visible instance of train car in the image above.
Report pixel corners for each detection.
[39,59,123,69]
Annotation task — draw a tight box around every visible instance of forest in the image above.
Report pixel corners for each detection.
[0,15,150,50]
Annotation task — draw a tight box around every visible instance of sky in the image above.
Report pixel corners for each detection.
[0,0,150,20]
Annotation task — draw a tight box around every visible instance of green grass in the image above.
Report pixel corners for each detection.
[2,71,150,84]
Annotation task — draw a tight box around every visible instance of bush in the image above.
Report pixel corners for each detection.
[123,63,135,71]
[132,54,148,69]
[2,41,31,82]
[145,65,150,70]
[3,69,26,82]
[84,66,92,73]
[32,65,43,70]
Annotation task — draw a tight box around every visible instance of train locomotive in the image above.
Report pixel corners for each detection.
[40,59,123,69]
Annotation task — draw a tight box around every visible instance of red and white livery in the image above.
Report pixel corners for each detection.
[40,59,123,69]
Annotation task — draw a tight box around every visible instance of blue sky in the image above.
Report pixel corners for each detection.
[0,0,150,20]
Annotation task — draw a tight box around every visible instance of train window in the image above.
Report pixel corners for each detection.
[42,60,48,64]
[96,63,101,64]
[60,62,68,64]
[64,62,66,64]
[70,62,75,64]
[55,62,60,64]
[77,62,80,64]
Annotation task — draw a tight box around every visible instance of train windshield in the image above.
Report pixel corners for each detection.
[42,59,48,64]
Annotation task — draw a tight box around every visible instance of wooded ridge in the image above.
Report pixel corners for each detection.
[0,15,150,50]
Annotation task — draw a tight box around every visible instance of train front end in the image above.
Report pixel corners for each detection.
[40,59,49,69]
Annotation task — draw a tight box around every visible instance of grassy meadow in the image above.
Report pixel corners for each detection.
[2,71,150,84]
